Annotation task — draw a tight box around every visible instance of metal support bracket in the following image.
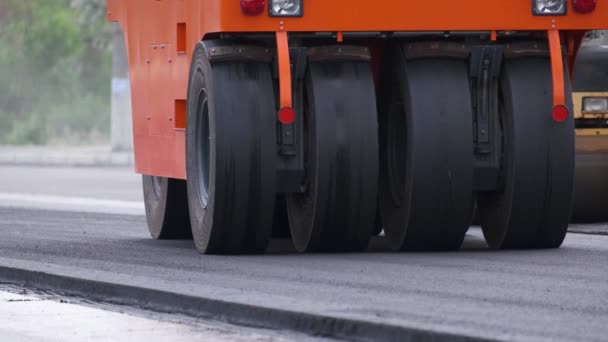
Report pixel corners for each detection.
[278,47,307,155]
[470,45,503,192]
[548,29,566,108]
[275,33,306,193]
[276,32,293,110]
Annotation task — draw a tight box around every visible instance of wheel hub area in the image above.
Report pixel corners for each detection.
[195,89,211,208]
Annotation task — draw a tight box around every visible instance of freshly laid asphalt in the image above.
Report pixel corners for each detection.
[0,165,607,341]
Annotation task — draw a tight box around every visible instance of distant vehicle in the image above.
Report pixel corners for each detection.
[106,0,608,254]
[572,44,608,222]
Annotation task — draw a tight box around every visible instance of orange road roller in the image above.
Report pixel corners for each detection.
[106,0,608,254]
[572,43,608,222]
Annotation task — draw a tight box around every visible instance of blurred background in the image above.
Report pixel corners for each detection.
[0,0,132,156]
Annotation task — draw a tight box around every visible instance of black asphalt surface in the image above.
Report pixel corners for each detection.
[0,207,607,341]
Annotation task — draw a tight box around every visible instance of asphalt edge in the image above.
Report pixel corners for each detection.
[0,265,489,342]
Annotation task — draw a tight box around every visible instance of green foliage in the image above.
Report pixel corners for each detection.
[0,0,112,145]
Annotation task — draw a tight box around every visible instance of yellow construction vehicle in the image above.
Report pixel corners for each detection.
[572,42,608,222]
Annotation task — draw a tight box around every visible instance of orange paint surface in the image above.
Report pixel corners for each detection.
[548,30,565,108]
[275,31,292,110]
[106,0,608,179]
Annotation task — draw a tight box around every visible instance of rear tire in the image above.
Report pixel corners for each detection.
[142,176,192,240]
[185,42,277,254]
[378,45,474,251]
[272,194,291,239]
[571,151,608,223]
[477,56,574,249]
[287,54,379,252]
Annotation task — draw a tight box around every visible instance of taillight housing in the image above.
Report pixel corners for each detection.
[241,0,265,16]
[573,0,597,13]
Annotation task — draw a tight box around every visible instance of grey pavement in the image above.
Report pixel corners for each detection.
[0,165,141,201]
[0,145,134,167]
[0,165,143,215]
[0,207,607,341]
[0,165,607,341]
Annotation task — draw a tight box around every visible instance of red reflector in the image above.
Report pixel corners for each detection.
[552,105,569,123]
[240,0,265,16]
[278,107,296,125]
[573,0,597,13]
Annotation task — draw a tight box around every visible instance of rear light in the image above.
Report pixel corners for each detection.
[552,105,569,122]
[533,0,567,15]
[269,0,303,17]
[278,107,296,124]
[573,0,597,13]
[241,0,265,16]
[583,97,608,113]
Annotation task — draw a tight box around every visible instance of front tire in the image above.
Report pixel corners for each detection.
[477,55,574,249]
[185,41,277,254]
[378,44,474,251]
[286,53,379,252]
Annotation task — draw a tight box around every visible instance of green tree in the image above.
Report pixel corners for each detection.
[0,0,112,144]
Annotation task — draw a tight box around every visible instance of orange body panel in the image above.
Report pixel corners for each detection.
[106,0,608,179]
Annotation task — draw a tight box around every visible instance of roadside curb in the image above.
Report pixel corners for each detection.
[0,265,488,342]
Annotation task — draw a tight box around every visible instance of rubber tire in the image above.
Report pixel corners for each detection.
[372,209,383,236]
[142,176,192,240]
[477,56,574,249]
[185,41,276,254]
[571,151,608,223]
[287,56,379,253]
[378,46,474,251]
[272,194,291,238]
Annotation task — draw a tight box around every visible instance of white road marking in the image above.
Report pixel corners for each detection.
[0,192,144,216]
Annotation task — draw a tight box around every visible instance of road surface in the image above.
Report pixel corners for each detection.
[0,285,320,342]
[0,165,607,341]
